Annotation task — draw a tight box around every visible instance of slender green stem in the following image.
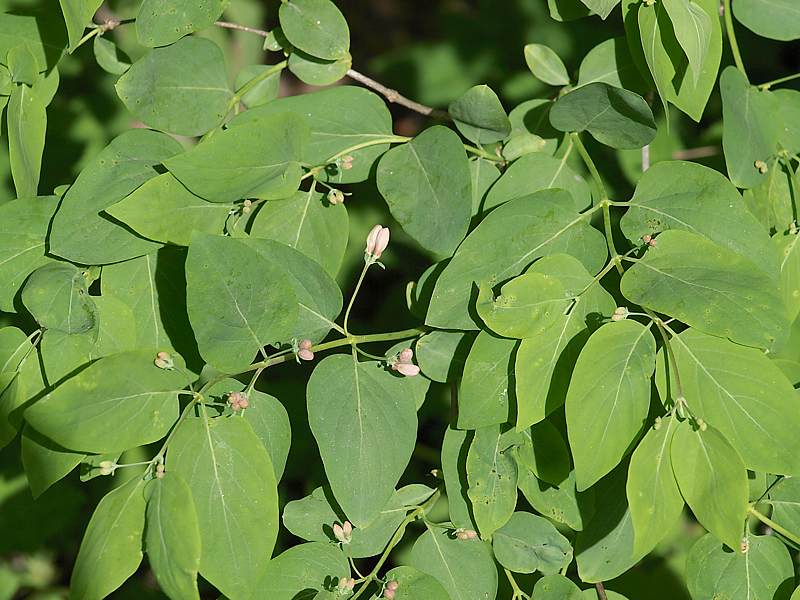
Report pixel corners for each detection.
[570,132,607,202]
[301,136,411,180]
[228,60,287,111]
[650,316,687,411]
[343,262,371,336]
[72,27,102,52]
[723,0,748,79]
[153,392,202,465]
[602,201,624,275]
[758,71,800,90]
[464,143,504,163]
[504,569,529,599]
[748,506,800,546]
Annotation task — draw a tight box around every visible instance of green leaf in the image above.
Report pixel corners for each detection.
[580,0,620,18]
[441,426,477,530]
[243,390,291,481]
[21,426,84,499]
[287,50,351,86]
[92,36,130,75]
[492,511,572,574]
[50,129,183,265]
[629,0,722,121]
[576,37,646,92]
[230,86,393,185]
[566,320,656,491]
[661,0,711,86]
[136,0,229,47]
[477,272,569,339]
[307,355,418,528]
[507,99,561,156]
[59,0,103,52]
[524,44,570,86]
[620,230,789,351]
[144,473,201,600]
[426,190,607,329]
[7,45,38,85]
[671,420,748,551]
[532,575,582,600]
[620,160,777,277]
[686,534,794,600]
[279,0,350,60]
[408,528,498,600]
[415,330,473,383]
[250,188,349,278]
[518,468,595,531]
[466,424,518,537]
[106,173,232,246]
[733,0,800,41]
[655,328,800,476]
[25,350,191,453]
[514,420,571,486]
[165,112,308,203]
[1,346,43,448]
[469,158,501,214]
[550,83,656,149]
[235,64,281,108]
[70,478,147,600]
[720,66,781,189]
[458,331,515,429]
[281,486,340,543]
[377,126,471,257]
[743,161,796,233]
[116,37,232,137]
[484,152,591,213]
[249,542,349,600]
[169,415,279,599]
[21,263,97,334]
[448,85,512,145]
[626,416,683,555]
[766,477,800,533]
[0,196,58,312]
[8,84,46,198]
[549,0,591,21]
[384,566,450,600]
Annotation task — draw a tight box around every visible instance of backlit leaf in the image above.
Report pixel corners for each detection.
[449,85,511,145]
[21,263,97,335]
[466,424,518,536]
[458,331,515,429]
[524,44,570,86]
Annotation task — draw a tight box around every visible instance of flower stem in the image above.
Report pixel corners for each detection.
[504,568,530,599]
[723,0,748,79]
[343,261,371,336]
[758,71,800,90]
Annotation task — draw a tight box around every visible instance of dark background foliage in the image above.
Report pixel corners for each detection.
[1,0,797,597]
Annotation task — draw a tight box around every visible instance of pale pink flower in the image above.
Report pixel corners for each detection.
[394,362,420,377]
[366,225,390,259]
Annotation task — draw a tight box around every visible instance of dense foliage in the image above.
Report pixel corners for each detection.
[1,0,800,598]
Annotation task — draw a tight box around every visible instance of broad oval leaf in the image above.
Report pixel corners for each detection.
[278,0,350,60]
[448,85,511,145]
[492,511,572,574]
[766,477,800,534]
[59,0,103,52]
[514,420,571,486]
[408,528,498,600]
[24,350,191,454]
[733,0,800,41]
[287,49,351,86]
[620,230,789,351]
[550,82,656,149]
[517,468,595,531]
[655,328,800,476]
[458,331,515,429]
[136,0,228,47]
[93,36,130,75]
[307,355,418,528]
[243,390,291,481]
[377,125,471,257]
[116,36,232,136]
[576,37,646,92]
[70,477,146,600]
[384,565,450,600]
[426,190,607,329]
[144,472,201,600]
[21,263,97,334]
[415,330,473,383]
[566,320,656,491]
[671,420,748,551]
[532,574,582,600]
[662,0,711,86]
[8,85,46,199]
[21,426,84,499]
[524,43,570,86]
[466,424,518,537]
[169,415,279,599]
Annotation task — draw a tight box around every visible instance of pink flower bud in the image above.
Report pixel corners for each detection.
[346,578,355,590]
[384,590,395,600]
[333,521,352,543]
[386,580,399,591]
[398,348,413,364]
[456,531,469,540]
[228,391,248,411]
[338,577,349,590]
[239,398,249,409]
[299,339,313,350]
[298,348,314,361]
[154,351,174,370]
[611,306,629,322]
[342,521,352,537]
[98,460,115,476]
[365,225,390,259]
[465,529,478,539]
[333,523,343,540]
[395,362,420,377]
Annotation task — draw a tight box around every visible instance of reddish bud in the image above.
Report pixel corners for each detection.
[299,339,313,350]
[340,155,354,170]
[154,351,174,370]
[346,578,355,590]
[298,348,314,361]
[365,225,390,260]
[228,391,248,411]
[386,580,399,591]
[383,590,395,600]
[394,362,420,377]
[238,398,249,409]
[398,348,413,364]
[466,529,478,539]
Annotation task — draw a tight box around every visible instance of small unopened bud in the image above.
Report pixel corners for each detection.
[696,418,708,432]
[398,348,413,364]
[98,460,115,476]
[755,160,768,174]
[242,199,252,214]
[611,306,629,322]
[155,463,165,479]
[333,521,352,544]
[790,221,798,235]
[465,529,478,539]
[654,416,662,430]
[740,537,749,553]
[238,397,249,409]
[299,339,313,350]
[228,391,248,411]
[342,521,352,537]
[365,225,390,260]
[154,351,174,370]
[298,348,314,361]
[339,155,354,170]
[383,589,395,600]
[328,189,345,205]
[386,580,399,592]
[346,578,355,590]
[642,234,657,247]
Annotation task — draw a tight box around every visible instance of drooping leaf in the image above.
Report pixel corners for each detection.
[287,50,351,86]
[566,320,656,491]
[626,416,684,555]
[307,355,418,528]
[576,37,646,92]
[655,328,800,476]
[458,331,515,430]
[507,99,561,156]
[144,473,201,600]
[469,158,502,214]
[733,0,800,41]
[415,330,473,383]
[686,533,794,600]
[620,230,789,351]
[59,0,103,52]
[524,44,570,86]
[426,190,607,329]
[661,0,711,86]
[492,511,573,574]
[384,566,450,600]
[165,112,308,203]
[466,424,518,537]
[21,263,97,335]
[377,125,471,257]
[24,350,191,453]
[8,84,46,199]
[448,85,512,145]
[517,467,595,531]
[70,477,147,600]
[278,0,350,60]
[106,173,232,246]
[441,426,477,530]
[116,37,232,136]
[514,420,571,486]
[243,390,291,481]
[169,415,279,599]
[49,129,183,265]
[20,426,84,499]
[408,528,498,600]
[579,0,621,19]
[136,0,229,47]
[249,542,349,600]
[235,64,281,108]
[671,420,748,551]
[550,82,656,149]
[92,36,130,74]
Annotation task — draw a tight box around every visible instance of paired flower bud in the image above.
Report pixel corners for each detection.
[298,339,314,362]
[339,155,354,170]
[641,234,657,247]
[242,199,253,214]
[611,307,629,322]
[390,348,420,377]
[228,391,249,411]
[337,576,356,591]
[455,528,478,540]
[154,351,174,370]
[365,225,390,261]
[328,189,345,205]
[696,417,708,432]
[384,585,397,600]
[98,460,116,476]
[333,520,353,544]
[754,159,768,174]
